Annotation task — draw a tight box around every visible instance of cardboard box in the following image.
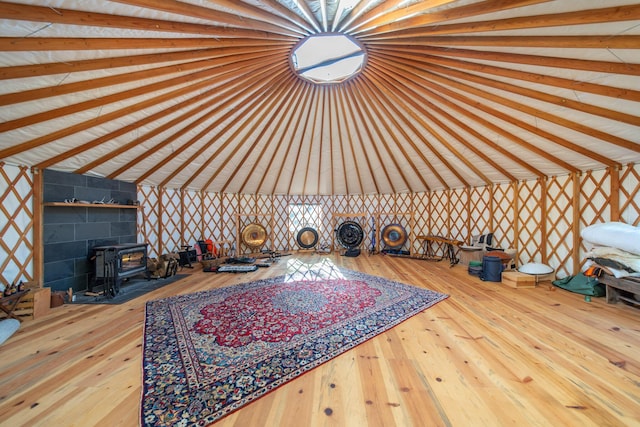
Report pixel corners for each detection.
[502,271,536,289]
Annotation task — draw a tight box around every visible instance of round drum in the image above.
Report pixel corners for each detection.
[296,227,318,249]
[381,223,407,249]
[336,221,364,249]
[241,223,267,248]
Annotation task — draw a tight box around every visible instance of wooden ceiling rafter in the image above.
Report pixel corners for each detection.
[334,87,365,195]
[358,2,640,38]
[338,84,380,194]
[335,0,380,33]
[367,59,489,187]
[368,61,519,184]
[0,47,287,106]
[237,80,309,194]
[32,57,275,170]
[366,35,640,49]
[0,50,279,136]
[344,80,398,193]
[385,63,579,174]
[380,49,640,127]
[379,53,632,163]
[377,45,640,103]
[356,76,431,192]
[360,71,447,190]
[0,44,287,80]
[329,87,355,194]
[93,61,278,178]
[423,66,638,156]
[294,83,323,195]
[285,85,320,195]
[0,2,295,39]
[348,79,414,192]
[318,86,336,194]
[239,0,315,35]
[0,37,294,51]
[113,0,309,35]
[353,0,552,37]
[343,0,460,34]
[218,80,300,193]
[394,44,640,77]
[288,0,323,34]
[318,86,329,195]
[365,64,469,188]
[143,67,290,187]
[184,72,294,189]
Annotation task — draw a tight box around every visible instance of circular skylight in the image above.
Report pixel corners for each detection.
[290,33,366,84]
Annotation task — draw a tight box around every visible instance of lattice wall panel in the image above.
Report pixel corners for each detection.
[0,164,33,285]
[516,180,543,264]
[138,185,160,258]
[221,194,238,254]
[412,192,430,254]
[256,194,272,216]
[286,195,304,249]
[620,163,640,226]
[449,188,468,243]
[395,193,412,214]
[182,190,202,246]
[578,169,611,268]
[430,190,449,236]
[468,186,491,246]
[239,194,256,216]
[545,175,574,278]
[270,196,286,250]
[161,188,183,253]
[492,183,515,253]
[320,196,333,250]
[202,192,223,241]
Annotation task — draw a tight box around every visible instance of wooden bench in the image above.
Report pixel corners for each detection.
[599,275,640,306]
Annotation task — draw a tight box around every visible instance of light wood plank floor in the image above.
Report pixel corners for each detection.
[1,253,639,426]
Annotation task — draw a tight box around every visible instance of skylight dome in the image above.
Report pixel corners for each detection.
[291,33,366,84]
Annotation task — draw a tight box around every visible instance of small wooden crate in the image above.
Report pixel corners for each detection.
[0,287,51,320]
[502,271,536,289]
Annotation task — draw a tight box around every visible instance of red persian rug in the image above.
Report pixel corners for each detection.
[141,268,447,426]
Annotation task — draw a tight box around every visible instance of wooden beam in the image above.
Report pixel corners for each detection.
[0,47,286,105]
[373,46,640,103]
[87,59,280,177]
[112,0,308,35]
[0,37,293,51]
[0,45,286,80]
[0,2,296,38]
[364,35,640,49]
[359,3,640,38]
[610,166,621,222]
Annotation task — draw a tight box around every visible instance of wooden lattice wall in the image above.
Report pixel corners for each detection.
[0,163,638,286]
[0,163,34,286]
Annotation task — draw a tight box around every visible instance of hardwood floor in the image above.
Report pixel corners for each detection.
[1,253,639,426]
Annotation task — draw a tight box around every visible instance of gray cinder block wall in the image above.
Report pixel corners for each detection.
[42,169,138,292]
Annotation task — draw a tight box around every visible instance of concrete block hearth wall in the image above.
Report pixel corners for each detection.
[42,169,138,292]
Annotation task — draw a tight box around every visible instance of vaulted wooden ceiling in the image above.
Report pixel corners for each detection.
[1,0,639,195]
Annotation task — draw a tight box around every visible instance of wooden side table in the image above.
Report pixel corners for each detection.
[0,289,30,322]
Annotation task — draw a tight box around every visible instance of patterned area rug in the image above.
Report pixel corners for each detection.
[141,267,447,426]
